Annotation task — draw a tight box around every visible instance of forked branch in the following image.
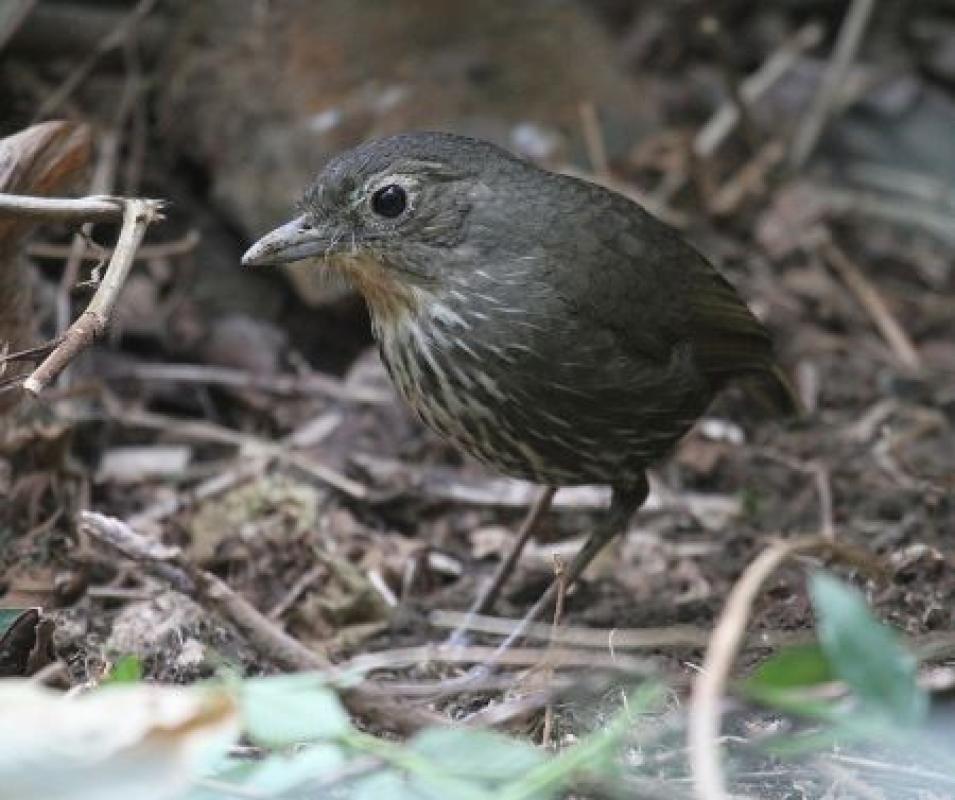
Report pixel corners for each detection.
[0,193,164,395]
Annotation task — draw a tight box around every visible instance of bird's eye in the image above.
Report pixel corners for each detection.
[370,184,407,218]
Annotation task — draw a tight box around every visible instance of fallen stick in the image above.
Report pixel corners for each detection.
[818,232,922,371]
[789,0,877,168]
[0,192,123,221]
[688,534,885,800]
[105,361,391,404]
[82,404,370,499]
[430,610,810,650]
[694,22,824,159]
[78,510,438,734]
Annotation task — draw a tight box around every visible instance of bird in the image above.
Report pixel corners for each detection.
[242,131,796,635]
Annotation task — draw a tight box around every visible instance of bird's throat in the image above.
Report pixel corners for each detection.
[329,253,423,324]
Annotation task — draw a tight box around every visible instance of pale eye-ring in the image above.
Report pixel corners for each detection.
[370,184,407,218]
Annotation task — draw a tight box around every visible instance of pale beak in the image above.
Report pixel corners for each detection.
[241,214,332,267]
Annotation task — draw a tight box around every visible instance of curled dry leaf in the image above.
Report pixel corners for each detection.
[0,680,239,800]
[0,120,91,413]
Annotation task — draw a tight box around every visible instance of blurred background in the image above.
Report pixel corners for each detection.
[0,3,954,794]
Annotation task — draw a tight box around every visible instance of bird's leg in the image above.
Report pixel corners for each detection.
[472,485,558,614]
[490,478,649,656]
[447,486,557,646]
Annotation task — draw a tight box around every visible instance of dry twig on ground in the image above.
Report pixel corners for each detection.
[694,22,824,160]
[816,231,923,371]
[541,555,568,747]
[789,0,877,168]
[688,535,886,800]
[77,510,439,734]
[430,611,808,651]
[71,402,370,499]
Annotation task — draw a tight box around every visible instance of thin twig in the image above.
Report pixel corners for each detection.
[199,570,332,670]
[578,102,609,178]
[0,193,124,222]
[789,0,877,168]
[813,461,835,541]
[335,643,656,678]
[350,453,739,519]
[268,564,326,621]
[753,449,840,541]
[708,139,785,216]
[688,535,884,800]
[24,197,164,394]
[541,555,568,748]
[78,512,328,670]
[430,610,808,650]
[57,122,125,352]
[698,15,761,153]
[694,22,824,158]
[77,511,437,734]
[79,404,370,499]
[817,232,922,370]
[0,337,62,366]
[28,229,201,261]
[128,455,268,528]
[105,361,391,404]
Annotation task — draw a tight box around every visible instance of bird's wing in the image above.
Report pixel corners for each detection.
[551,176,796,412]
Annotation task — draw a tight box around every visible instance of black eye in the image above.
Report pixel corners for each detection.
[371,184,407,218]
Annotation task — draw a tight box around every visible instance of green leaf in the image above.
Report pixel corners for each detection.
[810,572,927,726]
[411,729,547,785]
[104,654,143,684]
[240,674,352,746]
[743,643,837,712]
[746,643,834,692]
[740,644,836,718]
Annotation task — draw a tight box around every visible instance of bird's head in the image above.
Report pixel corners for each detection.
[242,131,538,320]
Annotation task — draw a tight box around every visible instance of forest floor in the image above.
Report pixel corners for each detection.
[1,1,954,797]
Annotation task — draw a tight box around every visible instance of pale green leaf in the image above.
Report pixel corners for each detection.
[810,572,927,726]
[411,728,546,783]
[240,674,351,746]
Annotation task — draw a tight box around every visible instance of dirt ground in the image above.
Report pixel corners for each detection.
[1,1,954,797]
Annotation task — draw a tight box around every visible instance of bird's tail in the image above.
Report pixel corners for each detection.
[742,363,803,417]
